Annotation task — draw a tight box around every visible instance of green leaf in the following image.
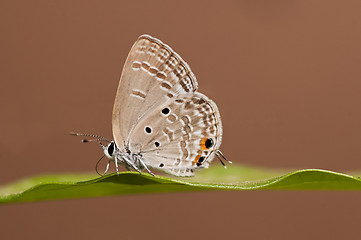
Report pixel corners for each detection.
[0,165,360,204]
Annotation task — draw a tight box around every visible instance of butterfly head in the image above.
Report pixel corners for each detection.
[102,141,117,159]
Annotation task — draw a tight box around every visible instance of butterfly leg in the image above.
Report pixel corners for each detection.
[124,165,132,171]
[136,156,155,177]
[103,159,111,176]
[121,156,142,174]
[114,157,120,175]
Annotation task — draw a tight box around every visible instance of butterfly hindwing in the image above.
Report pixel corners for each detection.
[128,92,222,177]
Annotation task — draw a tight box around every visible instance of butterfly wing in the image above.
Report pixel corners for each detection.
[112,35,198,149]
[129,92,222,177]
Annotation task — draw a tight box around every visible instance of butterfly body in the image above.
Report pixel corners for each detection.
[73,34,226,177]
[101,142,147,174]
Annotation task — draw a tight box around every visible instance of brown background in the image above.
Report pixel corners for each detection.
[1,1,361,239]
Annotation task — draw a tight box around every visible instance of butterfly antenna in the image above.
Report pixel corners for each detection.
[69,132,112,143]
[216,150,232,168]
[95,154,106,176]
[81,138,107,143]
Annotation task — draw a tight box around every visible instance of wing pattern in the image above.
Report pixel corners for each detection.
[113,35,198,147]
[112,35,223,176]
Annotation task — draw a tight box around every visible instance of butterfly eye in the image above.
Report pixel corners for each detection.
[107,142,115,156]
[159,163,164,167]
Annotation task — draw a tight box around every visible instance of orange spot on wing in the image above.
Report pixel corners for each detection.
[192,155,201,166]
[200,138,209,150]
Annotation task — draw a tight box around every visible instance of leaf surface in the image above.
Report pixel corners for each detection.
[1,165,360,204]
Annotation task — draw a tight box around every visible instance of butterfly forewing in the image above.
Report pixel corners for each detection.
[112,35,198,149]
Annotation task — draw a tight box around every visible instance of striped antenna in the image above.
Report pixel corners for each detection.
[69,132,112,143]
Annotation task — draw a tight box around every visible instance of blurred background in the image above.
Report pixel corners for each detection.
[1,1,360,239]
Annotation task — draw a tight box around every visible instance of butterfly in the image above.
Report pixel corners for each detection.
[71,34,229,177]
